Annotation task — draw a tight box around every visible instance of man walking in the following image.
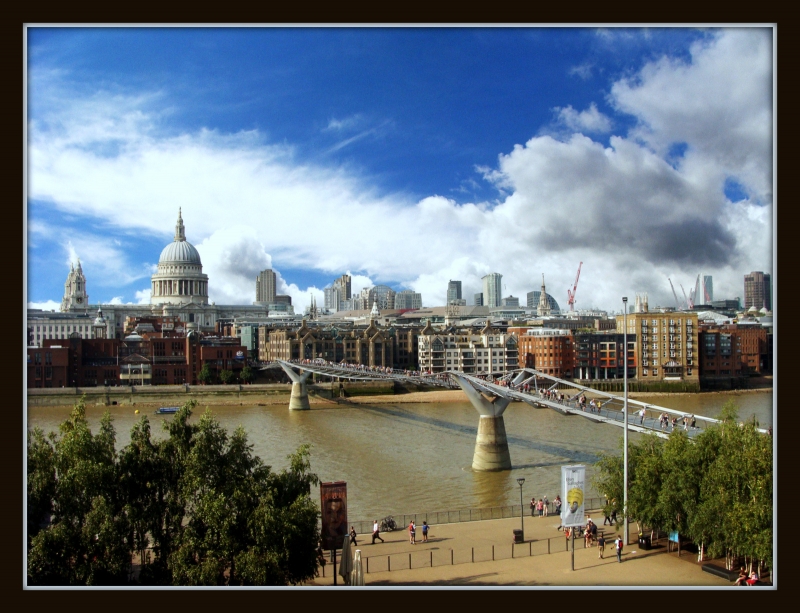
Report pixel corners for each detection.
[615,536,623,563]
[597,533,605,558]
[372,520,384,544]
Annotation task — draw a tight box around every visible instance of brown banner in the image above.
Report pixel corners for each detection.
[320,481,347,550]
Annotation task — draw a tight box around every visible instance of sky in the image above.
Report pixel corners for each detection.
[25,26,774,314]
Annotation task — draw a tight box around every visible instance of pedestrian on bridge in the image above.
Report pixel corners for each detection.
[372,520,384,544]
[639,408,646,424]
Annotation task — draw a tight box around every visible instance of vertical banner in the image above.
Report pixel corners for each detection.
[320,481,348,550]
[561,465,586,527]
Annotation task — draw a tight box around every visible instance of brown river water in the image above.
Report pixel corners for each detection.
[27,390,772,524]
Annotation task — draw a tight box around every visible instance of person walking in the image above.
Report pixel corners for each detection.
[422,521,429,542]
[639,408,646,425]
[409,520,416,545]
[372,520,384,544]
[349,526,358,546]
[597,533,605,559]
[615,536,623,563]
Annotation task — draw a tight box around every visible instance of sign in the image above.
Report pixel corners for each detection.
[560,465,586,527]
[320,481,348,550]
[669,530,680,543]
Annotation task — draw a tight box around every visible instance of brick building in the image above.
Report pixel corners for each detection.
[515,328,574,378]
[618,311,698,382]
[699,323,768,376]
[572,332,632,381]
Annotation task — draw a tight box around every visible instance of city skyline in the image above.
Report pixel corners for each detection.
[26,27,773,313]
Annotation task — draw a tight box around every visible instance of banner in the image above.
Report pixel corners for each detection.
[320,481,348,550]
[560,465,586,527]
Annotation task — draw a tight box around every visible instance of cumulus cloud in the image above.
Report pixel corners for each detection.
[27,29,772,312]
[28,299,61,311]
[555,103,612,133]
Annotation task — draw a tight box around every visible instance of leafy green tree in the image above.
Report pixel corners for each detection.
[197,363,213,385]
[239,365,253,384]
[219,369,234,385]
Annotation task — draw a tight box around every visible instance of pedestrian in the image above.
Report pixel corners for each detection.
[615,536,623,562]
[422,521,429,542]
[543,495,549,516]
[537,499,544,516]
[597,533,605,558]
[349,526,358,546]
[639,407,646,424]
[530,497,536,517]
[372,519,384,544]
[554,495,562,516]
[409,520,416,544]
[691,415,697,429]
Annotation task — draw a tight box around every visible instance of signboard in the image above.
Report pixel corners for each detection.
[669,530,680,543]
[320,481,348,550]
[560,465,586,527]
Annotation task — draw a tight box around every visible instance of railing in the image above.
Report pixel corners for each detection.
[341,499,607,537]
[318,519,619,577]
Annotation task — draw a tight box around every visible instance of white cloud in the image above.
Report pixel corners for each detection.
[27,30,772,312]
[28,299,61,311]
[135,289,151,304]
[569,63,594,80]
[555,103,613,134]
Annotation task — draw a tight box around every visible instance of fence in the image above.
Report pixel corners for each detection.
[319,528,615,577]
[340,498,608,542]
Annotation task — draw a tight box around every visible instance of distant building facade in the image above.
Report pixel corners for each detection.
[395,289,422,310]
[618,311,699,382]
[255,269,277,305]
[447,280,462,304]
[482,273,503,308]
[417,322,518,376]
[744,271,771,311]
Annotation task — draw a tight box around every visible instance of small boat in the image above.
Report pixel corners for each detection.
[155,406,180,414]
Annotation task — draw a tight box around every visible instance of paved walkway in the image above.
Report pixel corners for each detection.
[306,514,732,587]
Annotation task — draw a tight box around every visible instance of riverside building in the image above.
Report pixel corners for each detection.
[417,321,518,376]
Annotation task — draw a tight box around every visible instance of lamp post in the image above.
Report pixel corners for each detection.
[622,296,629,546]
[517,477,525,537]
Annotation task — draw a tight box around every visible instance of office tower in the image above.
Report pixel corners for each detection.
[474,292,483,306]
[395,290,422,309]
[447,280,462,304]
[482,273,503,308]
[324,286,340,312]
[255,269,277,305]
[501,296,519,307]
[702,275,714,304]
[744,271,771,310]
[333,274,352,301]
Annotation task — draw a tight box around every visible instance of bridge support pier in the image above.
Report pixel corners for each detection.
[452,374,512,471]
[278,363,312,410]
[474,415,512,471]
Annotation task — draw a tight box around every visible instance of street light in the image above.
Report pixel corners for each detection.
[622,296,629,547]
[517,477,526,537]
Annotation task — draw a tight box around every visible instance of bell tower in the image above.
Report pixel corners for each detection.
[61,259,89,312]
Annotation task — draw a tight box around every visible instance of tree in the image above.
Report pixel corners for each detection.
[28,398,323,586]
[197,363,212,385]
[219,369,234,385]
[239,365,253,384]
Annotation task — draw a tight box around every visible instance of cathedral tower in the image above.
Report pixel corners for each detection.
[61,259,89,312]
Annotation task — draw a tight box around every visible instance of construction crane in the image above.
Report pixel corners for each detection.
[567,262,582,311]
[668,278,681,309]
[680,284,689,310]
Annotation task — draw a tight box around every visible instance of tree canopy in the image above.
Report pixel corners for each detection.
[591,400,772,572]
[27,397,321,586]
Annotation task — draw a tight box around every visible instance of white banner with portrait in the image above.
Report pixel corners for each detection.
[560,465,586,527]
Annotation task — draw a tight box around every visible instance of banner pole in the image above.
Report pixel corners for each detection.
[333,548,337,586]
[571,529,575,571]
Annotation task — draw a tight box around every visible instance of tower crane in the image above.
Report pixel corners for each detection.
[680,284,689,311]
[567,262,582,311]
[668,278,681,309]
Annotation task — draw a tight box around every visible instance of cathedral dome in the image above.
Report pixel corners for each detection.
[159,240,202,265]
[158,208,202,265]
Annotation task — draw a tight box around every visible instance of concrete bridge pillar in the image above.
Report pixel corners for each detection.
[278,362,312,410]
[452,374,512,471]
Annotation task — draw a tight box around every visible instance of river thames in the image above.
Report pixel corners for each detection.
[27,390,772,523]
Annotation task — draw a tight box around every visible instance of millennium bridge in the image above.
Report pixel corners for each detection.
[265,359,765,471]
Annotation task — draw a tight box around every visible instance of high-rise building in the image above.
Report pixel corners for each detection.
[702,275,714,304]
[447,280,462,304]
[474,292,483,306]
[395,290,422,310]
[333,274,352,301]
[482,273,503,308]
[255,269,277,305]
[501,296,519,307]
[323,286,340,312]
[744,271,771,310]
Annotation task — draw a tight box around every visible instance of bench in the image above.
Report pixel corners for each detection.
[701,564,740,582]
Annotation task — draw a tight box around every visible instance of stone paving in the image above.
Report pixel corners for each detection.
[306,513,736,587]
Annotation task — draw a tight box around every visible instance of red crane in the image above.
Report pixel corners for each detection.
[567,262,582,311]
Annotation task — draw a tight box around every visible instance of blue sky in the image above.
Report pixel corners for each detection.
[26,27,774,312]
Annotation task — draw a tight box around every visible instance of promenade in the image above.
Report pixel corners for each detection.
[307,514,732,587]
